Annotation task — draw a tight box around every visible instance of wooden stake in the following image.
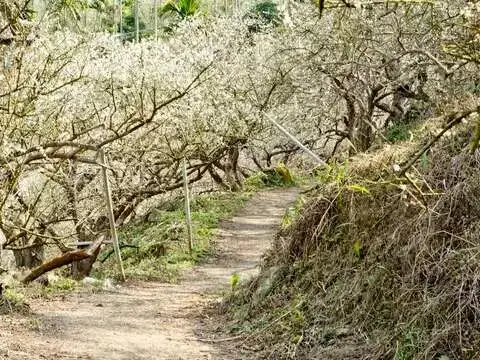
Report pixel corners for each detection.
[265,114,327,167]
[182,158,193,253]
[99,150,126,281]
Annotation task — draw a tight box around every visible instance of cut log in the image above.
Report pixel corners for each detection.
[22,237,105,284]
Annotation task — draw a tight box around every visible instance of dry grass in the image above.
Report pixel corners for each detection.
[225,124,480,359]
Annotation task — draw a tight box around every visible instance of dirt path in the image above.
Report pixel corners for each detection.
[0,188,298,360]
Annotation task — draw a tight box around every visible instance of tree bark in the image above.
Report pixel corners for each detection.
[12,243,44,269]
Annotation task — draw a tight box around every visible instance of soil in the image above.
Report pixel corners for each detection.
[0,188,298,360]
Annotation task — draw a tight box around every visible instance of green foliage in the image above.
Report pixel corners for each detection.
[118,0,147,40]
[281,196,305,229]
[252,1,281,25]
[346,184,370,194]
[275,162,294,185]
[245,0,282,32]
[25,276,80,298]
[0,287,28,314]
[352,240,363,259]
[158,0,200,32]
[49,0,87,20]
[385,106,430,144]
[466,82,480,94]
[159,0,200,19]
[243,171,269,189]
[314,161,347,185]
[420,151,429,169]
[45,277,77,292]
[230,273,240,291]
[386,122,412,143]
[48,0,107,22]
[3,288,25,305]
[245,163,296,190]
[394,328,424,360]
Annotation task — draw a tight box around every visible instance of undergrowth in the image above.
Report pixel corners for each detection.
[244,163,298,190]
[223,123,480,360]
[93,191,252,282]
[0,287,29,314]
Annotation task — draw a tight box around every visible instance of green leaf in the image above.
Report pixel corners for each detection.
[353,240,363,258]
[230,273,240,291]
[346,184,370,194]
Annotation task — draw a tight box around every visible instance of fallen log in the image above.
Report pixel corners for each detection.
[22,237,105,284]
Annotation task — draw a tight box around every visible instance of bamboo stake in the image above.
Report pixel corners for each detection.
[265,114,327,167]
[182,158,193,253]
[99,150,126,281]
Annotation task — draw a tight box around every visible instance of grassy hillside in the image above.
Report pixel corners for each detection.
[223,119,480,359]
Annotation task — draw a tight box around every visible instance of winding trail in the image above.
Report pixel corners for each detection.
[0,188,298,360]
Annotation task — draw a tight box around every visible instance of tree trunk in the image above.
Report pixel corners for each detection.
[352,117,374,153]
[71,246,102,279]
[71,235,105,279]
[12,243,44,269]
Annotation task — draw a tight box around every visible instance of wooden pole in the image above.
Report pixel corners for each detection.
[265,114,327,167]
[99,150,126,281]
[182,158,193,253]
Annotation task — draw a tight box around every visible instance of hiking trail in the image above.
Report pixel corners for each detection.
[0,188,298,360]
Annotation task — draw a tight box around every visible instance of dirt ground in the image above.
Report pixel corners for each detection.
[0,188,298,360]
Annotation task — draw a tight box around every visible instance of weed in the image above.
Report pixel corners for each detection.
[352,240,363,259]
[46,278,77,292]
[386,122,412,142]
[0,287,29,314]
[3,288,25,305]
[281,195,306,229]
[244,163,297,190]
[313,161,348,185]
[394,328,424,360]
[230,273,240,291]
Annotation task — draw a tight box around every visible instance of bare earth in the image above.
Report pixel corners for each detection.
[0,189,298,360]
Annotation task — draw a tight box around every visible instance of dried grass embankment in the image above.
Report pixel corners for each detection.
[226,122,480,359]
